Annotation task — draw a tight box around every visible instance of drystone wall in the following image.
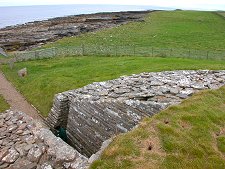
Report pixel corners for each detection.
[0,110,88,169]
[47,70,225,157]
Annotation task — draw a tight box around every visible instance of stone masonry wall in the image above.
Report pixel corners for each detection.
[47,70,225,157]
[47,93,69,129]
[0,110,88,169]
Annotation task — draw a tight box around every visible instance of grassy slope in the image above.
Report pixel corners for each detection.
[0,54,5,59]
[0,95,9,112]
[0,11,225,168]
[91,86,225,169]
[1,56,225,116]
[1,11,225,116]
[44,11,225,51]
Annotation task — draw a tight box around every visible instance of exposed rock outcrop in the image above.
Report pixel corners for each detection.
[47,70,225,157]
[0,11,150,52]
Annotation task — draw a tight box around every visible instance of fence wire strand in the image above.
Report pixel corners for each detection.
[11,45,225,62]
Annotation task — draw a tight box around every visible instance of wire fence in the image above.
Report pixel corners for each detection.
[9,45,225,62]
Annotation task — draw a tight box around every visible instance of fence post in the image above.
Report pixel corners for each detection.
[206,51,209,59]
[152,47,154,57]
[82,44,85,56]
[35,51,39,59]
[52,47,56,57]
[133,45,136,56]
[170,48,172,57]
[8,58,14,70]
[108,45,111,56]
[115,46,118,56]
[15,53,19,62]
[14,53,17,62]
[188,50,191,58]
[66,46,69,57]
[34,51,37,59]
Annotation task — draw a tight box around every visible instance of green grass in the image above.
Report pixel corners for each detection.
[217,136,225,153]
[0,95,9,112]
[44,11,225,51]
[1,56,225,116]
[90,86,225,169]
[0,10,225,168]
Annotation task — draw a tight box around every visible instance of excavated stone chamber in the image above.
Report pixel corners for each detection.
[47,70,225,157]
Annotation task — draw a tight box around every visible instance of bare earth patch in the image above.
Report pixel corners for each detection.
[0,71,43,123]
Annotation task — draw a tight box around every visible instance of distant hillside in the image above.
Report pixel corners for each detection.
[45,11,225,51]
[0,95,9,112]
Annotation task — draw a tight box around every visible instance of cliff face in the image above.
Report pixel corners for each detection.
[0,11,150,52]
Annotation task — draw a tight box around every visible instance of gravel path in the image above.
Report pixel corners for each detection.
[0,71,44,123]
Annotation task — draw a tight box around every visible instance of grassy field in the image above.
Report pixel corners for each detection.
[90,86,225,169]
[1,56,225,116]
[0,10,225,168]
[44,11,225,51]
[0,95,9,112]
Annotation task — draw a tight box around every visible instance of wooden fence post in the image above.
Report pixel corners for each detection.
[115,46,118,56]
[152,47,154,57]
[9,58,14,70]
[82,44,85,56]
[52,47,56,57]
[133,45,136,56]
[35,51,38,59]
[14,53,17,62]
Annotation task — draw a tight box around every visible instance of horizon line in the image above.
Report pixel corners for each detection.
[0,3,223,11]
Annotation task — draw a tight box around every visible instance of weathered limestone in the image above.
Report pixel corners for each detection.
[47,70,225,157]
[0,110,88,169]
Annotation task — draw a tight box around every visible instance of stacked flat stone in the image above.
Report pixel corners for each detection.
[47,93,69,129]
[0,110,88,169]
[47,70,225,157]
[67,70,225,102]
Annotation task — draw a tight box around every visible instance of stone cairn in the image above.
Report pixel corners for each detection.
[47,70,225,158]
[0,110,88,169]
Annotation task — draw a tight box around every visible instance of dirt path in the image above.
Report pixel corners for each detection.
[0,71,45,124]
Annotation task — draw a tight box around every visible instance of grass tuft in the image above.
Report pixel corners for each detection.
[0,95,9,112]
